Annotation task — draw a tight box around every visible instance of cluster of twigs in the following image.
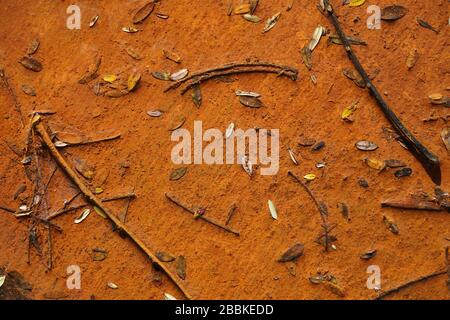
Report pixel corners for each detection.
[164,61,299,95]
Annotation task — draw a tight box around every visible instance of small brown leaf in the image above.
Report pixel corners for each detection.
[233,3,251,14]
[19,56,42,72]
[125,47,142,60]
[383,215,399,235]
[300,46,312,70]
[176,255,186,280]
[152,71,171,81]
[381,5,407,21]
[168,117,186,131]
[191,84,202,108]
[21,84,36,96]
[156,252,176,262]
[26,39,40,55]
[360,249,377,260]
[277,243,304,262]
[92,248,107,261]
[406,49,419,70]
[239,96,263,108]
[170,167,187,181]
[163,49,181,63]
[127,72,141,91]
[132,1,155,24]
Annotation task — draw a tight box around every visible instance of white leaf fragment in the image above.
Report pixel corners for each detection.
[74,209,91,224]
[164,292,177,300]
[308,25,325,51]
[268,200,278,220]
[235,90,261,98]
[225,123,235,139]
[170,69,188,81]
[0,275,5,288]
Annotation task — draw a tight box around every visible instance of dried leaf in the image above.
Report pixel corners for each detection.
[163,49,181,63]
[152,71,171,81]
[381,5,407,21]
[168,117,186,131]
[107,282,118,289]
[122,26,139,33]
[300,46,312,70]
[355,141,378,151]
[364,158,385,171]
[93,206,107,219]
[19,56,42,72]
[303,173,316,182]
[170,69,188,81]
[348,0,366,7]
[428,93,449,106]
[103,74,117,83]
[406,49,419,70]
[156,252,176,262]
[164,292,177,300]
[311,141,325,152]
[360,249,377,260]
[308,25,325,51]
[278,243,304,262]
[417,18,438,33]
[328,34,366,46]
[342,68,365,88]
[147,110,163,117]
[89,15,99,27]
[21,84,36,96]
[176,256,186,280]
[262,12,280,33]
[394,167,412,177]
[191,84,202,107]
[243,14,260,23]
[132,1,155,24]
[125,47,142,60]
[156,13,169,19]
[341,101,358,121]
[239,96,263,108]
[74,209,91,224]
[268,200,278,220]
[170,167,187,181]
[92,248,107,261]
[127,72,141,91]
[288,148,298,165]
[26,39,40,55]
[441,128,450,154]
[383,215,399,234]
[225,123,235,139]
[233,4,251,15]
[235,90,260,98]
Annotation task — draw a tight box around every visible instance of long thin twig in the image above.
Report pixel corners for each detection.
[34,119,192,299]
[165,193,240,236]
[225,203,237,226]
[375,269,447,300]
[164,61,299,92]
[288,171,334,251]
[58,134,121,147]
[322,0,441,184]
[0,67,25,126]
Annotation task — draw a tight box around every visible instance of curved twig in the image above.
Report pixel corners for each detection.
[180,68,297,95]
[164,61,299,92]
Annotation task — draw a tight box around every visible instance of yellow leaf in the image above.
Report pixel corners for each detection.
[103,74,116,83]
[364,158,385,171]
[304,173,316,181]
[341,102,358,120]
[127,72,141,91]
[93,206,107,219]
[95,187,104,194]
[349,0,366,7]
